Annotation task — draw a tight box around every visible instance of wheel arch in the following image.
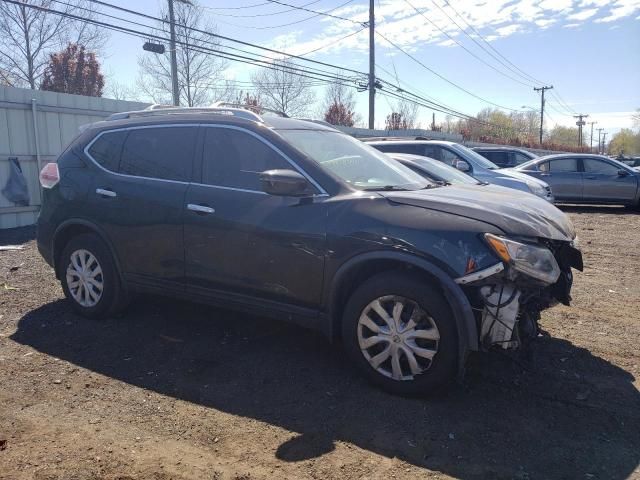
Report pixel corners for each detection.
[52,219,124,283]
[325,251,479,361]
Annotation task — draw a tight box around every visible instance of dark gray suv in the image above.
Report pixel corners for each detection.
[36,107,583,395]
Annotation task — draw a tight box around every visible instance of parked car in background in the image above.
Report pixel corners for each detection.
[388,153,484,185]
[472,146,538,168]
[366,140,554,202]
[514,154,640,207]
[37,107,582,395]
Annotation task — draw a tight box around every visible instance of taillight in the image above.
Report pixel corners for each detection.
[39,163,60,189]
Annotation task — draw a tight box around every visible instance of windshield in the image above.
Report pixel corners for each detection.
[277,130,433,190]
[451,144,501,170]
[407,157,480,185]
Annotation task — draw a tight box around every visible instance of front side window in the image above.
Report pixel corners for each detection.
[514,152,534,165]
[440,148,463,167]
[583,159,620,175]
[549,158,579,173]
[202,127,291,191]
[120,127,197,181]
[87,131,127,172]
[277,129,429,191]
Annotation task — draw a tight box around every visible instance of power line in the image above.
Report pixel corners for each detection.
[295,26,367,57]
[84,0,367,76]
[375,30,523,112]
[441,0,548,87]
[402,0,535,88]
[263,0,362,25]
[204,0,323,17]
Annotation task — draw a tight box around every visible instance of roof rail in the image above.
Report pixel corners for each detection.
[106,105,264,122]
[210,101,288,118]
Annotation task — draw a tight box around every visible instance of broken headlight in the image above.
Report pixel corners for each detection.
[484,233,561,285]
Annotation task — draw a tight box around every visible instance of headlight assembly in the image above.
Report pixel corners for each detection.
[484,233,561,284]
[527,181,546,198]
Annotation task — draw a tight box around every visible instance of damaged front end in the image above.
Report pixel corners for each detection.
[457,234,583,350]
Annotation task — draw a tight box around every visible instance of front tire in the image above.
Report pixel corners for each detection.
[59,233,126,319]
[342,272,458,395]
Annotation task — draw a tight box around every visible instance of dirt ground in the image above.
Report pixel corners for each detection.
[1,206,639,480]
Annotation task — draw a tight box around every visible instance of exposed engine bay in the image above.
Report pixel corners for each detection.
[458,238,583,351]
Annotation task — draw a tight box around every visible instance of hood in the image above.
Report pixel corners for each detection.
[496,168,548,186]
[381,184,576,241]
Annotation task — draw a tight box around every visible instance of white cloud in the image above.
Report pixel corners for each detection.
[563,22,582,27]
[567,7,600,20]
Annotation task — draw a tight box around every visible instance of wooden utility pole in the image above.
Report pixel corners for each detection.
[573,114,589,147]
[368,0,375,129]
[534,85,553,144]
[168,0,180,106]
[588,121,597,153]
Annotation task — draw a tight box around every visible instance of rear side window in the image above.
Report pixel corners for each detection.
[372,144,419,155]
[549,158,578,172]
[87,131,127,172]
[485,151,508,165]
[202,127,290,190]
[120,127,197,181]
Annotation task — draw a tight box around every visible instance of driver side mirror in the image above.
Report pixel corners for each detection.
[259,169,313,197]
[618,169,629,177]
[455,160,470,172]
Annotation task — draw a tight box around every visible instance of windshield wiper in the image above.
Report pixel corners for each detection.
[362,185,410,191]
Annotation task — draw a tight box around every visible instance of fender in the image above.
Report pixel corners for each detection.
[325,251,479,365]
[52,218,125,285]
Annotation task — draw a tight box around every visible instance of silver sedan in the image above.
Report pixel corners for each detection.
[513,154,640,207]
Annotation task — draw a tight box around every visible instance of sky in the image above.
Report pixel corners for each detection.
[100,0,640,135]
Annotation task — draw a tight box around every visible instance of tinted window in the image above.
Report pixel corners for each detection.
[549,158,579,172]
[583,159,619,175]
[440,148,463,166]
[373,144,420,155]
[88,131,127,172]
[484,151,509,166]
[120,127,196,181]
[422,145,441,160]
[202,128,290,190]
[514,152,533,165]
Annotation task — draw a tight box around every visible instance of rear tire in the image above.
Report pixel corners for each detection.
[59,233,127,319]
[341,272,458,396]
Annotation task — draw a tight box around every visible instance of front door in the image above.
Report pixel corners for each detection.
[183,126,327,311]
[581,158,637,203]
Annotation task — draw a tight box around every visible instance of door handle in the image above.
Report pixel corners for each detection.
[187,203,215,214]
[96,188,117,198]
[540,173,551,177]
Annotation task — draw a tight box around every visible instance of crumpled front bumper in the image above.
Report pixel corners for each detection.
[455,242,583,350]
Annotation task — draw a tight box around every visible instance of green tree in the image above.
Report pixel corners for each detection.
[547,125,580,146]
[608,128,640,156]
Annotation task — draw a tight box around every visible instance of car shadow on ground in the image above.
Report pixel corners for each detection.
[558,204,638,215]
[12,297,640,479]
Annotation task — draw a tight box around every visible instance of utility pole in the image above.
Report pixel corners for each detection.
[168,0,181,106]
[587,121,597,153]
[602,132,608,155]
[533,85,553,145]
[596,128,604,154]
[368,0,375,129]
[573,114,589,148]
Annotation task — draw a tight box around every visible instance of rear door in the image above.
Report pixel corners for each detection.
[85,125,197,288]
[581,158,637,203]
[541,158,583,201]
[183,125,327,311]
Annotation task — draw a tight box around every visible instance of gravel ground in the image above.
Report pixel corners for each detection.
[1,206,639,480]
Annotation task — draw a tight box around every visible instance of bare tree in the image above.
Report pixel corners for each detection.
[137,1,226,107]
[320,75,359,126]
[251,60,316,117]
[392,97,419,129]
[0,0,107,89]
[104,79,137,101]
